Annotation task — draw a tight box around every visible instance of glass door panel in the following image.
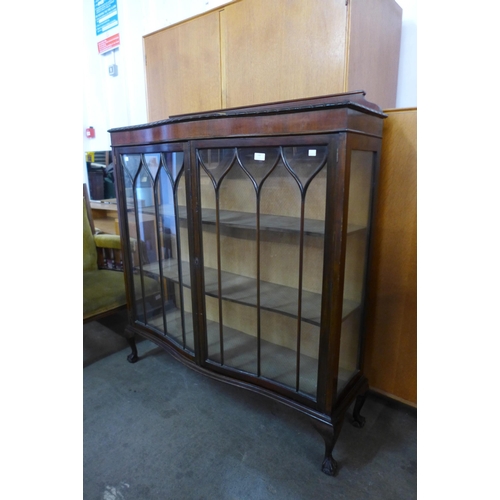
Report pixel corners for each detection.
[173,163,195,352]
[337,150,374,393]
[121,153,159,324]
[259,158,301,390]
[120,151,193,353]
[199,148,258,371]
[281,146,327,397]
[198,143,328,400]
[297,150,327,396]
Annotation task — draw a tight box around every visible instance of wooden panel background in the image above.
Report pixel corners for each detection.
[347,0,402,109]
[143,0,402,118]
[221,0,348,108]
[143,10,223,121]
[364,108,417,406]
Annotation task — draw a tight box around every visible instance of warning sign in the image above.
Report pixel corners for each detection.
[98,33,120,54]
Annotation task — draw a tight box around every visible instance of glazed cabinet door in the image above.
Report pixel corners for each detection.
[116,144,196,358]
[191,137,336,407]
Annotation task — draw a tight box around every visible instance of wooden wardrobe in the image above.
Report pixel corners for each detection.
[143,0,403,121]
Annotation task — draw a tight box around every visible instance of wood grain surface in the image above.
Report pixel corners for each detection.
[364,108,417,406]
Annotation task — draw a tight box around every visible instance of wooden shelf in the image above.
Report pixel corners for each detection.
[142,258,360,325]
[140,205,365,235]
[148,305,319,396]
[147,297,355,398]
[206,320,319,396]
[149,308,192,347]
[175,206,366,236]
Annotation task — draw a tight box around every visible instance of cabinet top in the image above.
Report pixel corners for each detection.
[109,91,386,147]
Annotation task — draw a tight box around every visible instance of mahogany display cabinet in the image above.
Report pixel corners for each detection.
[109,91,386,476]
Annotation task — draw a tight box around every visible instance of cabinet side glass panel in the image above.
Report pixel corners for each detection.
[337,150,374,393]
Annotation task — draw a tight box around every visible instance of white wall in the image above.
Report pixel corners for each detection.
[394,0,417,108]
[83,0,417,181]
[83,0,230,184]
[83,0,230,145]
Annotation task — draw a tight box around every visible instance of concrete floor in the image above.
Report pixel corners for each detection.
[83,315,417,500]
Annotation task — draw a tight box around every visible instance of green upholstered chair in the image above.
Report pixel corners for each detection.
[83,184,139,362]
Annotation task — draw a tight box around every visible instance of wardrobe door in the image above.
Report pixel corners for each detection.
[144,10,222,121]
[221,0,348,108]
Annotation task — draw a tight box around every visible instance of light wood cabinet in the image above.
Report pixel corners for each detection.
[143,0,402,121]
[364,108,417,406]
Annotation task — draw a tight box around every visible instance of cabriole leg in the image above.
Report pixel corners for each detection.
[351,392,367,428]
[313,417,345,476]
[126,337,139,363]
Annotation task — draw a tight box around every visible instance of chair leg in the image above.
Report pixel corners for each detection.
[126,337,139,363]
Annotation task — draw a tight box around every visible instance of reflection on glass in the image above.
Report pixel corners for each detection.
[135,159,162,329]
[121,154,148,322]
[337,150,374,393]
[145,153,161,180]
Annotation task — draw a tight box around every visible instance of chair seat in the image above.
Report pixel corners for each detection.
[83,183,157,363]
[83,269,127,320]
[84,269,160,321]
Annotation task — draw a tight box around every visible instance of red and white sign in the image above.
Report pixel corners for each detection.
[98,33,120,54]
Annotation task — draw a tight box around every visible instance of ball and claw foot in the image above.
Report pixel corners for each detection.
[321,456,339,476]
[127,352,139,363]
[126,338,139,363]
[351,413,366,428]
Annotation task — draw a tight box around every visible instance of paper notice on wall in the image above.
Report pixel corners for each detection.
[95,0,120,54]
[95,0,119,36]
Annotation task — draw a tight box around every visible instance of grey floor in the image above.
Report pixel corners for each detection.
[83,315,417,500]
